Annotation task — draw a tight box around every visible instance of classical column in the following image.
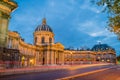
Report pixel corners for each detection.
[53,50,56,65]
[49,50,51,65]
[56,51,58,65]
[61,52,64,65]
[45,50,50,65]
[50,50,52,65]
[0,0,17,48]
[51,50,54,65]
[59,51,61,64]
[58,51,60,64]
[41,51,44,65]
[36,51,39,65]
[59,51,64,65]
[54,50,56,64]
[43,50,46,65]
[54,51,56,64]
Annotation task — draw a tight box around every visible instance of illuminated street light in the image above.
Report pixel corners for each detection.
[30,59,33,63]
[107,59,110,62]
[102,59,104,62]
[98,56,101,63]
[98,56,100,59]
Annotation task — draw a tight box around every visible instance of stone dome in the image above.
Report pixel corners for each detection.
[35,18,53,32]
[91,43,115,51]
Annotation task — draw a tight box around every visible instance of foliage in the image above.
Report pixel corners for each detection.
[117,55,120,63]
[93,0,120,39]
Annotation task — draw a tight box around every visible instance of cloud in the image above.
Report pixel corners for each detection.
[77,19,115,38]
[90,31,105,37]
[80,0,101,13]
[76,18,117,48]
[89,30,115,37]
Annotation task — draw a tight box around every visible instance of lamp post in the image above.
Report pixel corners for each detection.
[98,56,100,63]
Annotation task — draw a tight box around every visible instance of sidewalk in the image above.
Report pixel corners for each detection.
[0,63,114,76]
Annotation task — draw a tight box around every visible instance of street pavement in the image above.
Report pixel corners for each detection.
[73,65,120,80]
[0,64,118,80]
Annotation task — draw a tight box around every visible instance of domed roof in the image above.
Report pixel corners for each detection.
[91,43,115,51]
[35,18,53,32]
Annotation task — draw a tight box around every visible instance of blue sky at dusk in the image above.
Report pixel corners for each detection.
[10,0,120,55]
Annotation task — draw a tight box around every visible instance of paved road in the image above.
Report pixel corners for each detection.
[73,65,120,80]
[0,64,118,80]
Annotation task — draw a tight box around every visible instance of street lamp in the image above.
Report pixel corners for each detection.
[98,56,100,63]
[102,59,104,62]
[107,59,110,62]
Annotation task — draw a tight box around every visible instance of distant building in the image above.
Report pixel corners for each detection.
[64,44,116,65]
[0,0,116,69]
[64,50,96,64]
[91,43,116,63]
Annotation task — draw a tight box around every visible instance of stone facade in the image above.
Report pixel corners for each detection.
[64,49,116,65]
[0,0,17,47]
[0,0,116,69]
[64,50,96,64]
[7,18,65,67]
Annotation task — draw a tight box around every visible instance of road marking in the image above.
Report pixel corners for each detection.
[56,67,113,80]
[67,64,111,70]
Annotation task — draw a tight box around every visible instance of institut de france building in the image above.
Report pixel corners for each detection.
[0,0,116,69]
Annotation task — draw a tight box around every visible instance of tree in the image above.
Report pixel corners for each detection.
[117,55,120,64]
[93,0,120,39]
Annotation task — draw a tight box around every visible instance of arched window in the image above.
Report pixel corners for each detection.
[41,37,45,43]
[49,37,52,43]
[35,37,37,43]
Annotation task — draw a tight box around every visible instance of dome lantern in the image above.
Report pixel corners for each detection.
[42,18,46,25]
[35,18,53,32]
